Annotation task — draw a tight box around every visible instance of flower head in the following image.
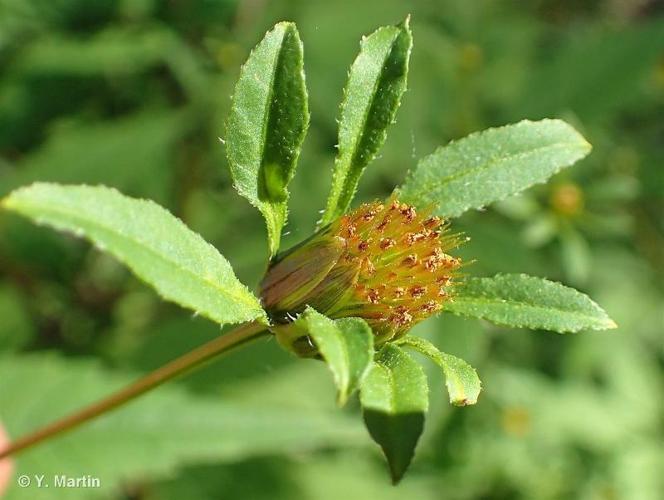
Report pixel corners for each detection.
[261,197,463,345]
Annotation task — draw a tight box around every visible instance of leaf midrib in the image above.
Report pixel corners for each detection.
[374,360,398,414]
[419,140,585,194]
[448,295,608,327]
[336,325,352,396]
[256,25,289,240]
[345,27,399,176]
[331,26,399,216]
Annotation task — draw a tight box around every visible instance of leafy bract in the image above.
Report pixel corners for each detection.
[276,308,373,405]
[398,119,591,218]
[321,17,412,224]
[446,274,616,333]
[397,336,481,406]
[360,344,428,484]
[226,22,309,256]
[1,183,267,326]
[0,354,363,500]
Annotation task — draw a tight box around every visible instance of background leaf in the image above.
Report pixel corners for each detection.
[360,343,428,484]
[2,183,267,326]
[518,21,664,121]
[11,28,172,77]
[321,17,412,224]
[285,308,374,405]
[397,335,481,406]
[398,119,591,217]
[0,354,364,500]
[0,112,186,203]
[445,274,616,333]
[0,285,34,351]
[226,22,309,256]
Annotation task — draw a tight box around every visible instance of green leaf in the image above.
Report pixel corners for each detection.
[1,183,267,327]
[398,119,592,218]
[445,274,617,333]
[276,308,374,405]
[0,285,34,351]
[360,343,428,484]
[520,21,664,120]
[321,17,412,224]
[396,336,481,406]
[13,28,171,77]
[0,354,364,500]
[226,22,309,256]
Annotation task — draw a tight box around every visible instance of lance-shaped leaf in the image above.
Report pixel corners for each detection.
[321,17,412,224]
[398,119,592,218]
[275,308,373,405]
[446,274,616,333]
[397,336,481,406]
[1,183,267,326]
[360,343,428,484]
[226,22,309,256]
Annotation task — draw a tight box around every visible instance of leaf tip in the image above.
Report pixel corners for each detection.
[274,20,299,36]
[604,317,618,330]
[1,183,38,211]
[563,121,592,154]
[0,196,11,210]
[390,470,404,485]
[271,20,293,31]
[451,395,478,407]
[385,450,412,485]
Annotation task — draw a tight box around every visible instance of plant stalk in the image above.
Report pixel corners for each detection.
[0,321,268,459]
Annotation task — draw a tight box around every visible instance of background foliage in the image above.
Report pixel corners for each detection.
[0,0,662,498]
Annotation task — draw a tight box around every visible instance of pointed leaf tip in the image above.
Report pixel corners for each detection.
[360,344,428,483]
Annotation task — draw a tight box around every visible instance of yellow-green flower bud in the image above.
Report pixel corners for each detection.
[260,198,463,345]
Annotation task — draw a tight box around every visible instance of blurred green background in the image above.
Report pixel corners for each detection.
[0,0,663,499]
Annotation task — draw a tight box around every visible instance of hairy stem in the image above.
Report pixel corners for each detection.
[0,321,268,459]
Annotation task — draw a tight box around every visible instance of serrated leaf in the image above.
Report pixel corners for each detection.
[277,308,374,405]
[0,354,364,500]
[396,336,481,406]
[398,119,591,218]
[1,183,267,326]
[360,343,428,484]
[446,274,616,333]
[321,17,412,224]
[226,22,309,256]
